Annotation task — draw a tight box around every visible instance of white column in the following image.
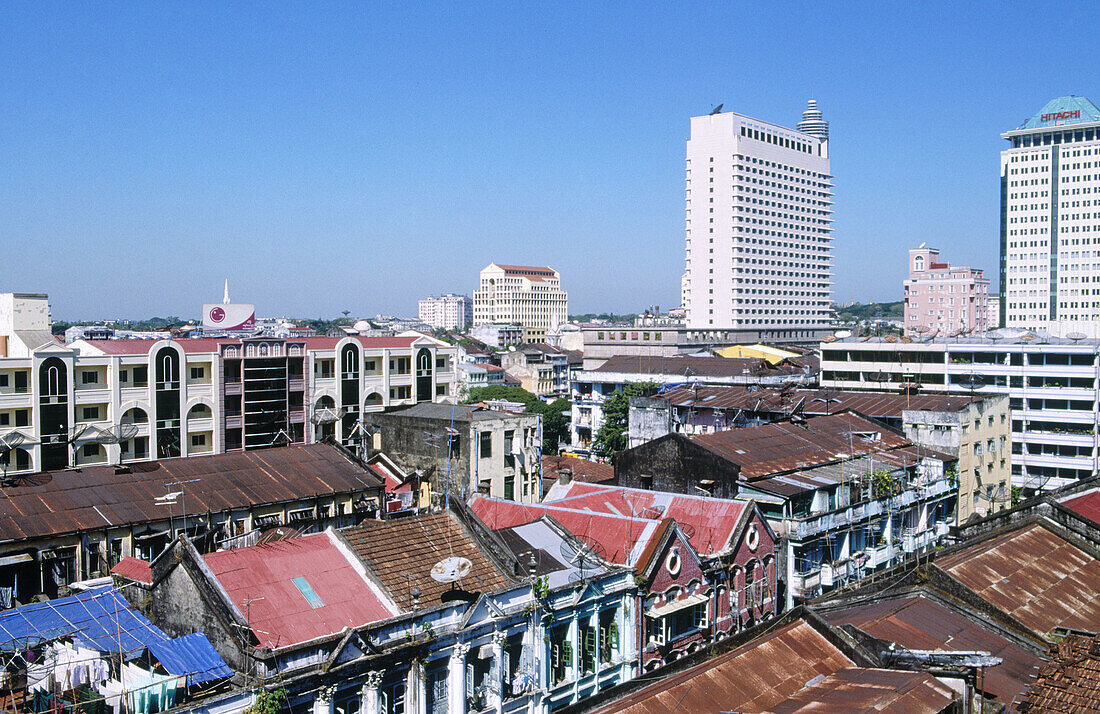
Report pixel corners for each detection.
[361,671,383,714]
[313,685,336,714]
[491,631,507,713]
[450,643,470,714]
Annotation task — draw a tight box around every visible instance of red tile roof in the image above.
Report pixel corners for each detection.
[493,265,558,282]
[1060,489,1100,525]
[1020,633,1100,713]
[110,556,152,584]
[203,531,396,649]
[541,456,614,484]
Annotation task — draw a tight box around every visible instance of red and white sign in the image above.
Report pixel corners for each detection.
[1041,110,1081,122]
[203,303,255,331]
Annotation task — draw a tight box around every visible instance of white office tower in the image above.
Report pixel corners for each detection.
[418,293,473,331]
[1001,96,1100,335]
[684,101,833,338]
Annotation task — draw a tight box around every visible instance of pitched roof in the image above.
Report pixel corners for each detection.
[541,456,615,485]
[543,481,748,557]
[470,497,658,566]
[0,444,382,542]
[654,385,982,417]
[1020,633,1100,713]
[821,594,1043,706]
[1060,488,1100,526]
[110,556,153,585]
[343,512,512,612]
[767,668,956,714]
[1017,95,1100,130]
[589,619,854,714]
[692,412,917,480]
[491,264,558,282]
[203,531,397,649]
[935,522,1100,638]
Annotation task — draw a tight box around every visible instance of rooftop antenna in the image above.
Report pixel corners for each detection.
[0,432,27,481]
[710,103,724,115]
[560,535,607,584]
[96,422,139,467]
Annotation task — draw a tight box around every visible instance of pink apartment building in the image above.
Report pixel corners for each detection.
[904,246,990,336]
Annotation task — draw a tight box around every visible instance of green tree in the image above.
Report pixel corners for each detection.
[593,382,661,459]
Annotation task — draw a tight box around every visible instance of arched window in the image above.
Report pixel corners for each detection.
[46,366,60,396]
[914,255,925,272]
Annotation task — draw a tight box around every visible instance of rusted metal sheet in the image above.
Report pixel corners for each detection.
[766,667,957,713]
[588,619,855,714]
[822,594,1044,706]
[692,412,930,480]
[659,385,980,417]
[936,522,1100,638]
[0,444,382,542]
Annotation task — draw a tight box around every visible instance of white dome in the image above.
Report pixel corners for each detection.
[353,319,371,332]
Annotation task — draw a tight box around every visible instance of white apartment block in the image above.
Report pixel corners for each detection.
[473,264,568,343]
[0,294,457,475]
[684,100,833,340]
[820,335,1100,493]
[1001,95,1100,335]
[418,293,473,331]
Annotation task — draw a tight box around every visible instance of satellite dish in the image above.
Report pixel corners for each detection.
[918,242,927,249]
[710,103,723,115]
[1067,332,1087,343]
[561,537,607,583]
[0,432,26,453]
[834,330,852,339]
[310,406,346,425]
[430,556,473,583]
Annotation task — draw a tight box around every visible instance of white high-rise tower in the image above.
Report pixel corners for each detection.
[684,100,833,338]
[1000,95,1100,335]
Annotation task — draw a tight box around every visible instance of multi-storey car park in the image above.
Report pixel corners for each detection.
[819,334,1100,493]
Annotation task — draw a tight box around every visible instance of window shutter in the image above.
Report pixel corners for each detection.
[466,663,474,698]
[562,640,573,666]
[584,628,596,655]
[609,622,619,649]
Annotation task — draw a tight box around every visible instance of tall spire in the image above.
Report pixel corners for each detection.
[797,98,829,139]
[223,278,230,305]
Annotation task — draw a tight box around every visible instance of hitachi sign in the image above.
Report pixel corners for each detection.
[1041,110,1081,122]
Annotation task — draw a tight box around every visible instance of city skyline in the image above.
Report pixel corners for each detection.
[3,3,1097,320]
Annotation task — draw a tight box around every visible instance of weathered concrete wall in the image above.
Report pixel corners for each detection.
[627,397,674,448]
[615,434,740,500]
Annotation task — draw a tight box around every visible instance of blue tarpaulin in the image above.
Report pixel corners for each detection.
[0,586,229,684]
[147,633,232,686]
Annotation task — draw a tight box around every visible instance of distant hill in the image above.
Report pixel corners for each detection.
[833,301,903,322]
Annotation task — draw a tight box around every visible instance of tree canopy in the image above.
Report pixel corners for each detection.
[464,386,571,454]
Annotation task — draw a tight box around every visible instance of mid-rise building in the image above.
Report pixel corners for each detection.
[501,343,569,398]
[683,101,833,340]
[1000,95,1100,334]
[819,334,1100,492]
[904,245,990,336]
[473,264,568,343]
[418,293,473,331]
[470,323,523,350]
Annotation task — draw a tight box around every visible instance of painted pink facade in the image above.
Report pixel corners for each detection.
[904,247,990,336]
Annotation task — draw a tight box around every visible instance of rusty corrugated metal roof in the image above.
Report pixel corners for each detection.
[659,385,981,416]
[0,444,382,542]
[766,667,957,713]
[936,522,1100,638]
[588,619,855,714]
[821,594,1043,706]
[692,412,926,479]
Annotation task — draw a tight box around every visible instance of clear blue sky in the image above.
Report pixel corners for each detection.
[2,2,1097,320]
